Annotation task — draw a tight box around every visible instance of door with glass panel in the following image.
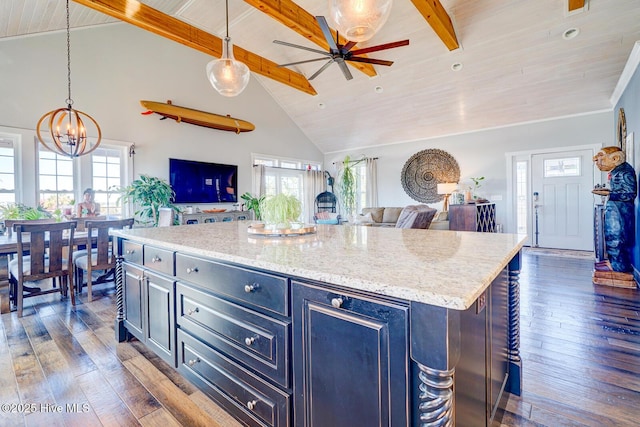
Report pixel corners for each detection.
[531,149,594,250]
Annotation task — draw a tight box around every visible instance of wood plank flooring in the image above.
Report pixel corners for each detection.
[0,249,638,426]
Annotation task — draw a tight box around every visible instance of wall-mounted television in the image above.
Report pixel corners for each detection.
[169,158,238,204]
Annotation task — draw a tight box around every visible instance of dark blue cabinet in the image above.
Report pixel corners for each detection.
[292,281,409,427]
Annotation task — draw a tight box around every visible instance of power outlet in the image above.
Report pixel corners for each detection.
[476,291,487,313]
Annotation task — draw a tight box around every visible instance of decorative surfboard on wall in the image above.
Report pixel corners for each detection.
[140,100,255,134]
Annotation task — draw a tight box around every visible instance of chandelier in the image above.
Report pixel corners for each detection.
[36,0,101,158]
[206,0,250,97]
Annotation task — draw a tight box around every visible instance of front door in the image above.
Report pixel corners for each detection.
[531,149,595,250]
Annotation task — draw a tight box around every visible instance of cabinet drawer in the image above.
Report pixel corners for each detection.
[178,329,290,427]
[175,253,289,316]
[122,241,143,265]
[177,283,290,388]
[143,245,175,276]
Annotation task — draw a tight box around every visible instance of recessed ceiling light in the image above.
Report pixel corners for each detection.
[451,62,463,71]
[374,86,384,93]
[318,102,326,109]
[563,27,580,40]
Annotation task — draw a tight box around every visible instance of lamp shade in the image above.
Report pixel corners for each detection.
[329,0,393,42]
[437,182,458,195]
[206,37,250,97]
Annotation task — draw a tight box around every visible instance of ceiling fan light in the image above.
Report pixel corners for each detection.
[329,0,393,42]
[206,38,250,97]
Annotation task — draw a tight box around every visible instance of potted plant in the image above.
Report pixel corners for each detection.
[338,155,356,219]
[260,193,302,229]
[240,192,265,221]
[118,175,177,227]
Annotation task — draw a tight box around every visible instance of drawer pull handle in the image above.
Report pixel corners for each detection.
[136,275,145,282]
[246,400,258,411]
[244,335,259,346]
[186,267,199,274]
[151,256,161,263]
[187,357,200,367]
[187,307,199,316]
[244,283,260,293]
[126,249,135,254]
[331,297,343,308]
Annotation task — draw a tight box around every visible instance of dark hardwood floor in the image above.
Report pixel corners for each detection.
[0,249,638,426]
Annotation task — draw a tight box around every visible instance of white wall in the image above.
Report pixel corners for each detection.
[0,24,323,207]
[325,112,613,231]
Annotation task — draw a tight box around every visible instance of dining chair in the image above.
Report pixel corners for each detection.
[8,221,77,318]
[73,218,134,302]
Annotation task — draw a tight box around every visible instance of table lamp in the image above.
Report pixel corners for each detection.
[437,183,458,212]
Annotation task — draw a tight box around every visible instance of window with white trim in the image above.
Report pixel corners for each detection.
[38,148,74,211]
[0,137,16,204]
[92,147,124,217]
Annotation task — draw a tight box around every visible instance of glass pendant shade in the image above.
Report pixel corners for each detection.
[206,37,250,97]
[329,0,393,42]
[36,104,102,157]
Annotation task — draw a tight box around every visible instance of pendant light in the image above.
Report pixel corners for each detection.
[329,0,393,42]
[36,0,101,158]
[206,0,250,97]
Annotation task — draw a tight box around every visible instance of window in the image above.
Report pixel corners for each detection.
[354,162,367,214]
[515,160,528,235]
[543,157,580,177]
[92,147,124,217]
[0,137,16,204]
[253,155,322,221]
[38,148,74,211]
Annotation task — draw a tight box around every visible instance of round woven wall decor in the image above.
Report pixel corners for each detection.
[401,149,460,203]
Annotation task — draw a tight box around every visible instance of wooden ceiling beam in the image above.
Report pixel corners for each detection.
[243,0,377,77]
[72,0,317,95]
[410,0,459,51]
[568,0,586,11]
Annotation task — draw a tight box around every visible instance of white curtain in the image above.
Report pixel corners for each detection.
[253,164,266,197]
[365,157,379,208]
[303,170,325,223]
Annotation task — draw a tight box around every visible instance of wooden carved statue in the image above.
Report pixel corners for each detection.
[592,146,637,287]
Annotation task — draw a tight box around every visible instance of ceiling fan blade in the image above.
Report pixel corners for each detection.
[347,57,394,66]
[309,59,335,80]
[315,16,340,53]
[349,40,410,56]
[273,40,331,56]
[337,60,353,81]
[342,41,357,52]
[278,57,334,68]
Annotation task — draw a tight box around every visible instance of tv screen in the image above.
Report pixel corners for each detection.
[169,158,238,204]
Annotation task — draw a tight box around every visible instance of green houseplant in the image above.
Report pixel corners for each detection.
[338,155,357,218]
[119,175,176,227]
[260,193,302,229]
[240,192,265,221]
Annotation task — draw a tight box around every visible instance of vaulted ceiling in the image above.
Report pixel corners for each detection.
[1,0,639,153]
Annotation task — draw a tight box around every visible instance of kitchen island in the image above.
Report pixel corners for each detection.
[111,222,525,427]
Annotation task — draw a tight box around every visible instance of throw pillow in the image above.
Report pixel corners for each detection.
[354,212,374,224]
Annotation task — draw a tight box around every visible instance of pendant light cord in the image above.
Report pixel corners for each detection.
[225,0,229,38]
[65,0,73,107]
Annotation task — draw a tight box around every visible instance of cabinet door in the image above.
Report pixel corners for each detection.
[145,270,176,367]
[123,263,144,341]
[292,281,409,427]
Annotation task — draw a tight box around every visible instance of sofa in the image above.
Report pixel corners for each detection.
[357,206,449,230]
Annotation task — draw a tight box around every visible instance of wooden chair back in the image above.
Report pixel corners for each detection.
[83,218,135,271]
[12,221,77,317]
[5,218,58,237]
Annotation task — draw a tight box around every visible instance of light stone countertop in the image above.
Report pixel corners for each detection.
[112,222,526,310]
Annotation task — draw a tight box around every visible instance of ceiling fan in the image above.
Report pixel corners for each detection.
[274,16,409,81]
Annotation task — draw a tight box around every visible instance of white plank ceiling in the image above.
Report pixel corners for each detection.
[1,0,640,153]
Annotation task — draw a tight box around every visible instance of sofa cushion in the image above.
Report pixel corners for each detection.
[353,212,374,224]
[382,207,404,224]
[395,205,437,229]
[361,207,384,223]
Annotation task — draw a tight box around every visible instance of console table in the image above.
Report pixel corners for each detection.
[449,203,497,232]
[178,210,252,225]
